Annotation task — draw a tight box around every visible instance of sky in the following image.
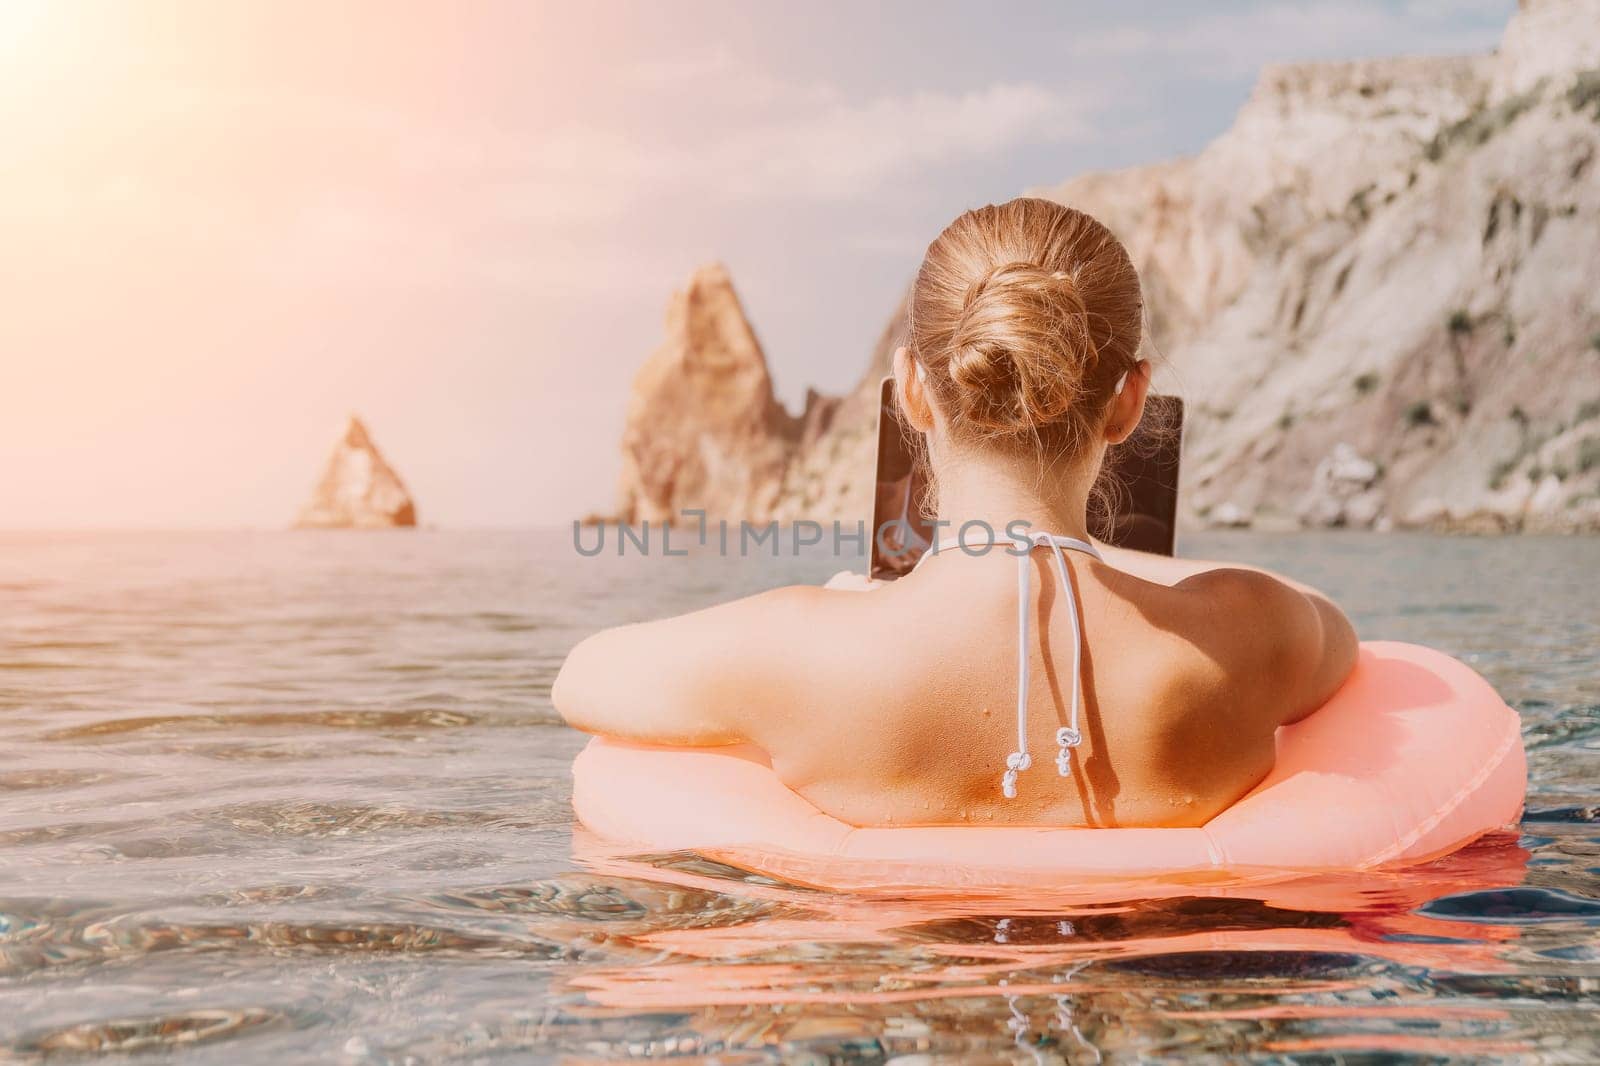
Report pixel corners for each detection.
[0,0,1516,528]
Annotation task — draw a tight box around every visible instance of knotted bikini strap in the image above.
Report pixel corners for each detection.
[1004,531,1101,799]
[918,530,1101,799]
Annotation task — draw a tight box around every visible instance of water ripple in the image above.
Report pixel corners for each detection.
[12,1008,285,1058]
[0,529,1595,1062]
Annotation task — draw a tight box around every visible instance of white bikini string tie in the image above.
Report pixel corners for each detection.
[914,528,1101,799]
[1006,530,1100,798]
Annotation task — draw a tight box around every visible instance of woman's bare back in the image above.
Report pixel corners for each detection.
[554,542,1358,830]
[750,548,1280,828]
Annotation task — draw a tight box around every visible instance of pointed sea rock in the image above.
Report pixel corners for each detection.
[294,415,417,528]
[614,263,801,524]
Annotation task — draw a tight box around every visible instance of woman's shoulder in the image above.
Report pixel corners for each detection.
[1119,565,1355,732]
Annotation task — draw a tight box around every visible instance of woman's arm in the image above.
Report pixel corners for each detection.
[551,585,825,744]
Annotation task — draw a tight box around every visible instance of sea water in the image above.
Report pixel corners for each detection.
[0,530,1595,1061]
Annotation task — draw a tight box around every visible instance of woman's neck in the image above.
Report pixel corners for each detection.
[929,440,1101,544]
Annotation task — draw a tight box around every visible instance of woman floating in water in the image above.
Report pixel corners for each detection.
[556,197,1360,830]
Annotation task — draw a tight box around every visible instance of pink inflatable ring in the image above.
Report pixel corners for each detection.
[571,642,1525,892]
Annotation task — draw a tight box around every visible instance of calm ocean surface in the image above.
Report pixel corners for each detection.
[0,529,1596,1063]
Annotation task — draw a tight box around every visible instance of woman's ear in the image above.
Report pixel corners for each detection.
[892,346,936,433]
[1105,359,1152,444]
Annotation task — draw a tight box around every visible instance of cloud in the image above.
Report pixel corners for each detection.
[235,59,1097,261]
[1402,0,1513,22]
[705,81,1096,198]
[620,46,840,112]
[499,77,1098,211]
[3,21,1102,292]
[1063,0,1512,80]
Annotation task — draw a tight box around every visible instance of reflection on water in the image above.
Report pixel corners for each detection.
[0,530,1596,1061]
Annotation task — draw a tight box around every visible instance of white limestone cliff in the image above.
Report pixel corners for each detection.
[611,0,1600,533]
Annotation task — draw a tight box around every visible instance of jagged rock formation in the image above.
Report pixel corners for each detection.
[294,415,417,529]
[615,264,816,524]
[611,0,1600,533]
[610,264,904,526]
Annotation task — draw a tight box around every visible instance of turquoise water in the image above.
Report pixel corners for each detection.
[0,530,1596,1062]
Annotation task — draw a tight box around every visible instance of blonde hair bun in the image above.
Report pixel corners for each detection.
[911,199,1142,452]
[947,262,1091,435]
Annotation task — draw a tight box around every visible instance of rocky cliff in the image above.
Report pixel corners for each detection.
[294,415,417,529]
[612,0,1600,532]
[613,264,813,524]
